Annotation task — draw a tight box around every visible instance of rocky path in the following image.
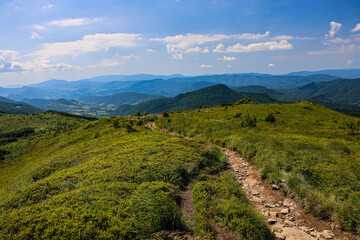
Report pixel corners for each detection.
[146,121,358,240]
[222,148,358,240]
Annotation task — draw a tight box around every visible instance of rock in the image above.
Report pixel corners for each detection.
[321,230,335,239]
[265,203,276,208]
[268,218,277,224]
[283,198,292,208]
[281,228,317,240]
[281,208,290,214]
[272,224,284,233]
[272,184,280,190]
[275,232,286,240]
[252,196,262,203]
[310,231,317,237]
[284,219,294,227]
[252,190,259,195]
[289,216,295,221]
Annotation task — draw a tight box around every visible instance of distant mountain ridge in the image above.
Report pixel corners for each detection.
[286,69,360,79]
[110,84,277,116]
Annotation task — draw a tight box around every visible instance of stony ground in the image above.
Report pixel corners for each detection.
[222,147,358,240]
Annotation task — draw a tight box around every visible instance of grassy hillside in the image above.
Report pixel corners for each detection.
[79,92,162,108]
[281,78,360,106]
[0,100,43,114]
[0,115,272,239]
[111,84,277,116]
[156,101,360,233]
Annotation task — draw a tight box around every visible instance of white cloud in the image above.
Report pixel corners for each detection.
[200,64,213,68]
[226,64,232,68]
[217,56,236,61]
[88,59,123,68]
[0,50,81,72]
[219,40,293,53]
[33,24,45,30]
[184,46,210,54]
[346,59,353,65]
[328,21,342,37]
[42,4,55,9]
[352,23,360,32]
[273,35,294,40]
[234,31,270,39]
[29,33,141,57]
[47,18,103,27]
[30,32,42,40]
[213,43,225,53]
[146,48,156,52]
[152,33,231,50]
[166,45,183,59]
[324,37,351,45]
[18,57,82,72]
[268,63,275,67]
[307,44,358,55]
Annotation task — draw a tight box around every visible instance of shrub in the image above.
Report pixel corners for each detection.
[264,113,276,122]
[235,98,253,105]
[129,182,184,237]
[305,190,336,220]
[134,110,141,117]
[234,112,242,118]
[341,120,360,135]
[240,114,257,127]
[162,111,169,117]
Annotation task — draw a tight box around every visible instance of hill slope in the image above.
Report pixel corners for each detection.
[0,114,272,239]
[0,100,42,114]
[156,101,360,234]
[111,84,277,116]
[281,78,360,106]
[287,69,360,79]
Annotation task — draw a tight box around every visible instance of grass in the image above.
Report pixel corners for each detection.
[156,101,360,234]
[0,113,273,239]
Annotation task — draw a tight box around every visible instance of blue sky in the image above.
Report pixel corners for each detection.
[0,0,360,86]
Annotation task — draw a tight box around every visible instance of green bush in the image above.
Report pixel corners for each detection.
[162,111,169,117]
[240,114,257,127]
[264,113,276,122]
[134,110,141,117]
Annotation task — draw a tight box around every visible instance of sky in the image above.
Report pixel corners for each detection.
[0,0,360,86]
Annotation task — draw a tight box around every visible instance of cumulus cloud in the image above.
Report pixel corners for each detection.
[217,56,236,61]
[268,63,275,67]
[0,50,81,72]
[216,40,293,53]
[47,18,103,27]
[28,33,141,57]
[30,32,42,40]
[200,64,213,68]
[346,59,353,65]
[146,48,156,52]
[352,23,360,32]
[153,32,273,58]
[328,21,342,37]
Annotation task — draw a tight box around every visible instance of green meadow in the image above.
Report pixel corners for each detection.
[157,101,360,233]
[0,112,272,239]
